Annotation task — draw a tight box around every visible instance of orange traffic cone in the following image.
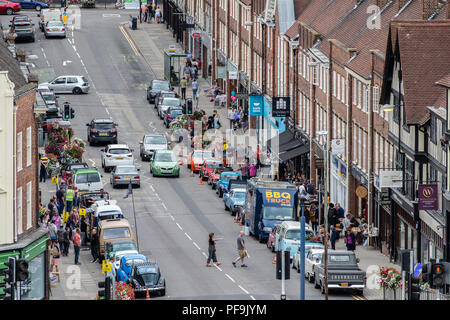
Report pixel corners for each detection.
[272,254,277,264]
[200,176,203,185]
[146,288,151,300]
[234,213,239,223]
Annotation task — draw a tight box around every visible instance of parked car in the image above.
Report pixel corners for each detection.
[110,165,140,188]
[154,90,177,110]
[0,1,21,15]
[44,20,65,38]
[128,262,166,297]
[292,245,325,277]
[12,0,48,10]
[274,221,315,261]
[86,118,118,146]
[116,254,148,282]
[10,15,31,23]
[163,106,183,128]
[98,218,135,261]
[105,240,138,270]
[200,159,223,180]
[38,8,61,31]
[314,250,366,295]
[39,75,89,94]
[72,167,104,193]
[187,149,215,173]
[60,161,89,183]
[101,144,134,173]
[150,149,180,177]
[147,79,171,104]
[139,134,168,161]
[9,20,35,42]
[216,171,242,198]
[157,97,181,119]
[267,224,282,252]
[40,90,59,108]
[223,188,247,214]
[207,166,231,189]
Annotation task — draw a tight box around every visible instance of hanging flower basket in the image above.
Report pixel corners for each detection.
[115,282,135,300]
[378,267,403,291]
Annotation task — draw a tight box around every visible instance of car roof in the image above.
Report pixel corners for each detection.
[135,262,159,270]
[160,90,175,94]
[73,168,99,174]
[144,134,165,137]
[162,97,179,101]
[280,221,300,229]
[122,254,147,261]
[107,144,129,149]
[328,250,355,255]
[99,218,131,228]
[232,188,247,193]
[154,149,173,154]
[152,79,169,84]
[96,205,122,213]
[308,248,325,254]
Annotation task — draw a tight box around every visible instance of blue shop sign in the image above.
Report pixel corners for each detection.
[249,95,263,116]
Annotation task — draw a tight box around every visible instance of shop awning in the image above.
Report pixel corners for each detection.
[267,129,309,161]
[267,130,296,152]
[279,144,310,162]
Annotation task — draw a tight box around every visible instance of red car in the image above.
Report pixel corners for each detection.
[187,149,214,173]
[267,224,282,252]
[199,159,223,180]
[0,1,21,15]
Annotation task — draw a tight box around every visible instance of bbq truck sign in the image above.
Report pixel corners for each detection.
[263,190,295,207]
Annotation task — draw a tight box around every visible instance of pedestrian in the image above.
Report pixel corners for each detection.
[343,213,351,233]
[249,163,257,178]
[48,220,57,241]
[306,180,314,195]
[335,203,345,220]
[39,154,49,183]
[146,3,151,23]
[213,80,219,98]
[344,229,356,252]
[206,232,223,267]
[65,184,75,215]
[42,212,50,228]
[213,110,221,129]
[62,225,71,256]
[50,240,61,282]
[52,212,62,230]
[80,215,88,245]
[327,203,337,231]
[239,159,249,181]
[90,228,99,263]
[155,6,161,23]
[47,198,56,220]
[141,3,147,22]
[228,108,235,129]
[330,225,338,250]
[56,186,65,215]
[192,79,198,100]
[183,63,191,83]
[310,204,318,232]
[232,231,248,267]
[180,76,187,100]
[73,228,82,265]
[57,224,65,245]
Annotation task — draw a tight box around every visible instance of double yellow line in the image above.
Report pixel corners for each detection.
[352,295,366,300]
[119,24,140,57]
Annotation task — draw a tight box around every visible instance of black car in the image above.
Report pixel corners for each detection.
[147,79,171,104]
[86,119,118,146]
[61,161,89,173]
[154,90,177,110]
[9,20,35,42]
[128,262,166,297]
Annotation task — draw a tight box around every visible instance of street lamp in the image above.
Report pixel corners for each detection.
[316,130,329,300]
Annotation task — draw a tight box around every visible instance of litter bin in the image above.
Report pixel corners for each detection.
[130,16,137,30]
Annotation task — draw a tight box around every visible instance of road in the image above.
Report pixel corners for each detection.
[2,8,360,300]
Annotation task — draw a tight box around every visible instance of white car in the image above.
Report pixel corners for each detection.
[93,200,124,222]
[295,248,324,283]
[39,75,89,94]
[101,144,134,172]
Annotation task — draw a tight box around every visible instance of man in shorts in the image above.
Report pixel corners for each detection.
[232,230,247,267]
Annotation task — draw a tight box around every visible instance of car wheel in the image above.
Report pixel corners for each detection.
[112,182,116,189]
[6,8,13,15]
[160,289,165,296]
[73,87,82,94]
[224,203,229,211]
[31,37,35,43]
[36,4,41,10]
[309,273,314,283]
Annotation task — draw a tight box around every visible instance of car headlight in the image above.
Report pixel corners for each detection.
[263,227,272,232]
[154,164,160,169]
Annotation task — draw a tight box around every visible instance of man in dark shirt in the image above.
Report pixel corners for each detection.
[328,203,338,231]
[232,231,247,267]
[336,203,345,220]
[90,228,99,263]
[56,186,65,215]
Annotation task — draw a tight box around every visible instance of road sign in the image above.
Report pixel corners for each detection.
[79,208,86,216]
[52,176,58,184]
[192,32,201,38]
[102,260,112,274]
[414,263,422,278]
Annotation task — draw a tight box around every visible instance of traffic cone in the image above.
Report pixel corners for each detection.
[272,254,277,264]
[234,213,239,223]
[146,288,151,300]
[200,176,203,185]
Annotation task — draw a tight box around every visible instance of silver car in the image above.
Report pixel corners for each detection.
[44,20,66,38]
[158,97,181,119]
[39,75,90,94]
[154,90,177,110]
[110,165,140,188]
[139,134,168,161]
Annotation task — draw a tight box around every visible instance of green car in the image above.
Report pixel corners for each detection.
[150,150,180,177]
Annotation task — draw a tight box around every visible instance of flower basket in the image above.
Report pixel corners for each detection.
[378,267,402,295]
[115,282,135,300]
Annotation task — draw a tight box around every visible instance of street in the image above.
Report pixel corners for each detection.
[2,7,362,301]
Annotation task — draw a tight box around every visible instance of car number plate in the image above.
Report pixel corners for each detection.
[340,283,349,287]
[124,176,132,179]
[115,157,124,160]
[99,132,108,136]
[53,28,59,31]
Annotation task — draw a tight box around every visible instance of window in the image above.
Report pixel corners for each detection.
[17,187,22,234]
[17,131,22,172]
[353,80,357,105]
[430,115,437,144]
[363,86,369,113]
[337,73,340,100]
[373,86,379,112]
[333,71,336,97]
[405,158,414,199]
[53,77,66,84]
[26,126,32,167]
[298,52,303,76]
[358,81,362,108]
[26,181,32,229]
[430,166,438,183]
[341,76,345,103]
[67,77,78,84]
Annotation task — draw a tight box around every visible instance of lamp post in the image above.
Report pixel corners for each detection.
[317,130,329,300]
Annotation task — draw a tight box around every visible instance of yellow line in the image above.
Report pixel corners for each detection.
[119,25,140,57]
[352,295,364,300]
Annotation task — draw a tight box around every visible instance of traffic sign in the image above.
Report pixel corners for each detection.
[52,176,58,184]
[79,208,86,216]
[102,260,112,274]
[192,32,200,38]
[413,263,422,278]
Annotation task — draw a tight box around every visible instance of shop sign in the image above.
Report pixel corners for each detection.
[379,170,403,188]
[228,71,238,79]
[331,139,345,154]
[249,95,263,116]
[418,184,438,210]
[272,97,290,117]
[356,185,368,198]
[192,32,201,38]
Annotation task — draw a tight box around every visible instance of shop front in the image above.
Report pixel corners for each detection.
[330,155,347,210]
[200,30,212,80]
[351,165,369,220]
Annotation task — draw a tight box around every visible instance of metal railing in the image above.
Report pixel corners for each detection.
[420,289,450,300]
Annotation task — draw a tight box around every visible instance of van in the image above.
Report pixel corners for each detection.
[72,168,104,192]
[39,8,62,31]
[91,200,124,229]
[275,221,314,261]
[98,218,135,260]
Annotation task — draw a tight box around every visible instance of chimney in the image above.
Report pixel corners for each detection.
[16,48,26,62]
[423,0,439,20]
[28,73,39,85]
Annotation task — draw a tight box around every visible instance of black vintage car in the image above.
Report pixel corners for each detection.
[128,262,166,297]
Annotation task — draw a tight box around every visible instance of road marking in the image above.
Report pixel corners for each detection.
[202,252,207,258]
[76,52,81,59]
[250,295,256,300]
[170,216,175,221]
[225,274,235,283]
[161,203,167,210]
[238,285,249,295]
[193,242,200,250]
[105,108,110,115]
[119,25,140,57]
[215,265,222,272]
[72,45,77,52]
[184,232,192,240]
[103,13,121,18]
[176,223,183,231]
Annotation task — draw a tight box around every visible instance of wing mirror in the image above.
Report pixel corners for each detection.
[100,149,105,152]
[139,141,143,144]
[315,259,320,263]
[137,168,140,171]
[86,123,90,126]
[356,258,360,263]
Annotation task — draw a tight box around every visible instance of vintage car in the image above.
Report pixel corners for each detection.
[216,171,242,198]
[128,262,166,297]
[116,254,148,282]
[223,188,247,214]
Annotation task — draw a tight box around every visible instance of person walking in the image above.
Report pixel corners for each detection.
[192,79,198,100]
[141,3,147,22]
[213,110,221,129]
[239,159,249,181]
[50,240,61,282]
[62,225,71,256]
[80,215,88,246]
[39,155,49,183]
[232,230,248,267]
[335,203,345,220]
[90,228,99,263]
[327,203,337,231]
[48,220,57,241]
[213,81,219,98]
[155,6,161,23]
[52,212,62,230]
[57,224,65,246]
[206,232,223,267]
[180,77,187,100]
[344,229,356,252]
[73,228,82,265]
[65,184,75,215]
[183,63,191,83]
[228,108,236,129]
[56,186,65,215]
[42,212,50,228]
[330,225,338,250]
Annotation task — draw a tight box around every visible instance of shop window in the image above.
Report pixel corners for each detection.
[430,115,437,144]
[19,252,46,300]
[400,221,406,251]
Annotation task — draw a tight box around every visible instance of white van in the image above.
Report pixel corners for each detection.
[72,168,104,192]
[39,8,62,31]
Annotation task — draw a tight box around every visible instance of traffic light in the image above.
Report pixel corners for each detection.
[98,280,106,298]
[15,259,28,282]
[186,98,193,115]
[98,277,111,300]
[408,274,421,300]
[70,107,75,119]
[63,103,70,119]
[0,257,16,300]
[431,262,445,288]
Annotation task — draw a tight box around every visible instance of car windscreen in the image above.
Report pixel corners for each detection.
[152,82,170,90]
[263,207,294,221]
[311,253,322,261]
[88,173,101,183]
[162,99,180,106]
[329,255,351,263]
[144,136,166,144]
[76,173,88,184]
[116,166,137,174]
[155,152,176,162]
[125,259,146,267]
[138,272,159,285]
[285,229,300,240]
[221,174,236,181]
[233,192,246,200]
[194,151,214,158]
[93,123,114,129]
[109,149,130,154]
[170,109,183,116]
[111,242,136,252]
[206,162,222,169]
[103,227,131,240]
[47,21,63,27]
[162,92,176,98]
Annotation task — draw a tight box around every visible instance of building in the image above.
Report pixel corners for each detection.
[0,38,49,300]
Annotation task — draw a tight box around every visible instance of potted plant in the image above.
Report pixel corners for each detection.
[115,282,135,300]
[378,267,402,299]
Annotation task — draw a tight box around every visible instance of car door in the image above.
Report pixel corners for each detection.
[49,77,67,93]
[305,251,312,276]
[66,76,79,92]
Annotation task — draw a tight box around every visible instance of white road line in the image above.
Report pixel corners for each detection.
[238,285,249,295]
[225,274,235,283]
[184,233,192,241]
[105,108,110,115]
[215,265,223,271]
[193,242,200,250]
[149,185,155,192]
[176,223,183,230]
[76,52,81,59]
[161,203,167,210]
[72,45,77,52]
[202,252,207,258]
[170,216,175,221]
[250,295,256,300]
[80,60,85,67]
